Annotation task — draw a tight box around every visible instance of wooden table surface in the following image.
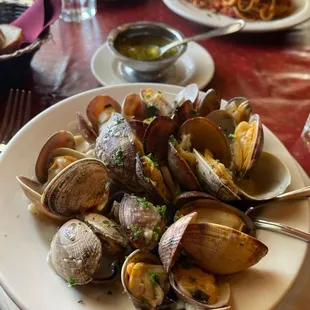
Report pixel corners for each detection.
[0,0,310,309]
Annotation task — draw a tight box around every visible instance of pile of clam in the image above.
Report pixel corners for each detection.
[18,84,291,310]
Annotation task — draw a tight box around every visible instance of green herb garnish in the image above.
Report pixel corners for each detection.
[103,220,110,226]
[115,149,124,166]
[156,205,167,218]
[144,176,151,183]
[135,196,150,208]
[191,109,199,117]
[175,214,184,221]
[141,298,149,305]
[188,276,196,282]
[146,153,159,168]
[67,278,77,287]
[132,225,142,240]
[149,272,160,284]
[169,135,178,147]
[152,225,161,241]
[228,133,235,140]
[143,116,156,123]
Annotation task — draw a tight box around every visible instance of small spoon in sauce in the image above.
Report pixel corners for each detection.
[152,19,245,59]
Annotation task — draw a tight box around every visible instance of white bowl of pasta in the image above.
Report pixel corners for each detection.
[163,0,310,32]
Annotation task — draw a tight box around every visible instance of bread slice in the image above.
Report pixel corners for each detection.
[0,24,23,55]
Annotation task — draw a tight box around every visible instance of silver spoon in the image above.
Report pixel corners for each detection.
[245,185,310,215]
[153,20,246,59]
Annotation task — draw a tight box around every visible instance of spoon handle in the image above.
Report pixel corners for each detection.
[255,219,310,242]
[160,20,245,55]
[275,185,310,201]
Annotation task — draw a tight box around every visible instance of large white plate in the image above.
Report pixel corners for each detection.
[0,84,308,310]
[163,0,310,32]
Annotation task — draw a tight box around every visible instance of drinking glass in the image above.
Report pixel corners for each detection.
[60,0,97,22]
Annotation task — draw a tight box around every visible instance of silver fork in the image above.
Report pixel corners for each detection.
[0,89,32,154]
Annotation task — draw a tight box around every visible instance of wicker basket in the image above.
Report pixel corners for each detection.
[0,1,51,87]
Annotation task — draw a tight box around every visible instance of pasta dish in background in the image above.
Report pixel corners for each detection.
[186,0,294,21]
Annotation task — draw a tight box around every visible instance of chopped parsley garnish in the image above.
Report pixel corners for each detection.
[228,133,235,140]
[146,153,159,168]
[189,276,196,282]
[149,272,160,284]
[115,118,124,125]
[169,135,178,147]
[156,205,167,218]
[77,300,83,304]
[84,220,90,227]
[115,149,124,166]
[191,109,199,117]
[107,290,113,295]
[132,225,142,240]
[144,176,151,183]
[141,298,149,305]
[157,90,163,95]
[175,214,184,221]
[152,225,161,241]
[206,12,212,17]
[67,278,76,287]
[103,220,110,226]
[145,94,151,99]
[135,196,150,208]
[133,267,140,271]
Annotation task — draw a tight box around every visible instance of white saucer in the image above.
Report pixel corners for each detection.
[91,42,215,89]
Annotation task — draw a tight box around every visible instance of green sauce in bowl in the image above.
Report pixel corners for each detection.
[115,35,178,61]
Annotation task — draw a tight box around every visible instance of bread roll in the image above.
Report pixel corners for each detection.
[0,24,24,55]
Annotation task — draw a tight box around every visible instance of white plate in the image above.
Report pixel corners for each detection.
[91,42,215,89]
[163,0,310,32]
[0,83,308,310]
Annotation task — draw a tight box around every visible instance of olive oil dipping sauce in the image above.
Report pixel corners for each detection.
[115,35,178,61]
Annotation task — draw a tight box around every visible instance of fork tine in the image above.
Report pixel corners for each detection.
[23,91,32,125]
[3,89,20,143]
[11,90,26,137]
[0,89,14,142]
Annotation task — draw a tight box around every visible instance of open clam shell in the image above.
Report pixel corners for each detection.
[237,151,291,201]
[35,130,76,184]
[171,100,194,128]
[174,84,199,108]
[83,213,129,255]
[177,117,231,168]
[121,250,170,310]
[173,191,218,209]
[182,222,268,275]
[224,97,252,124]
[233,113,263,179]
[119,194,165,251]
[42,158,109,216]
[77,112,97,143]
[194,149,240,201]
[143,116,177,163]
[50,219,102,285]
[169,272,231,310]
[167,142,201,191]
[122,93,148,121]
[175,199,255,235]
[86,94,121,132]
[206,110,236,143]
[196,89,221,117]
[159,212,197,273]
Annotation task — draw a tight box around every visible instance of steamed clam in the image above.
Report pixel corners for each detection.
[50,216,128,285]
[119,194,166,251]
[122,250,170,310]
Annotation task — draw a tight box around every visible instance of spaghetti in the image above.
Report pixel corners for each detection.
[186,0,294,21]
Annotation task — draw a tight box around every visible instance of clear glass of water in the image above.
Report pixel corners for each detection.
[60,0,97,22]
